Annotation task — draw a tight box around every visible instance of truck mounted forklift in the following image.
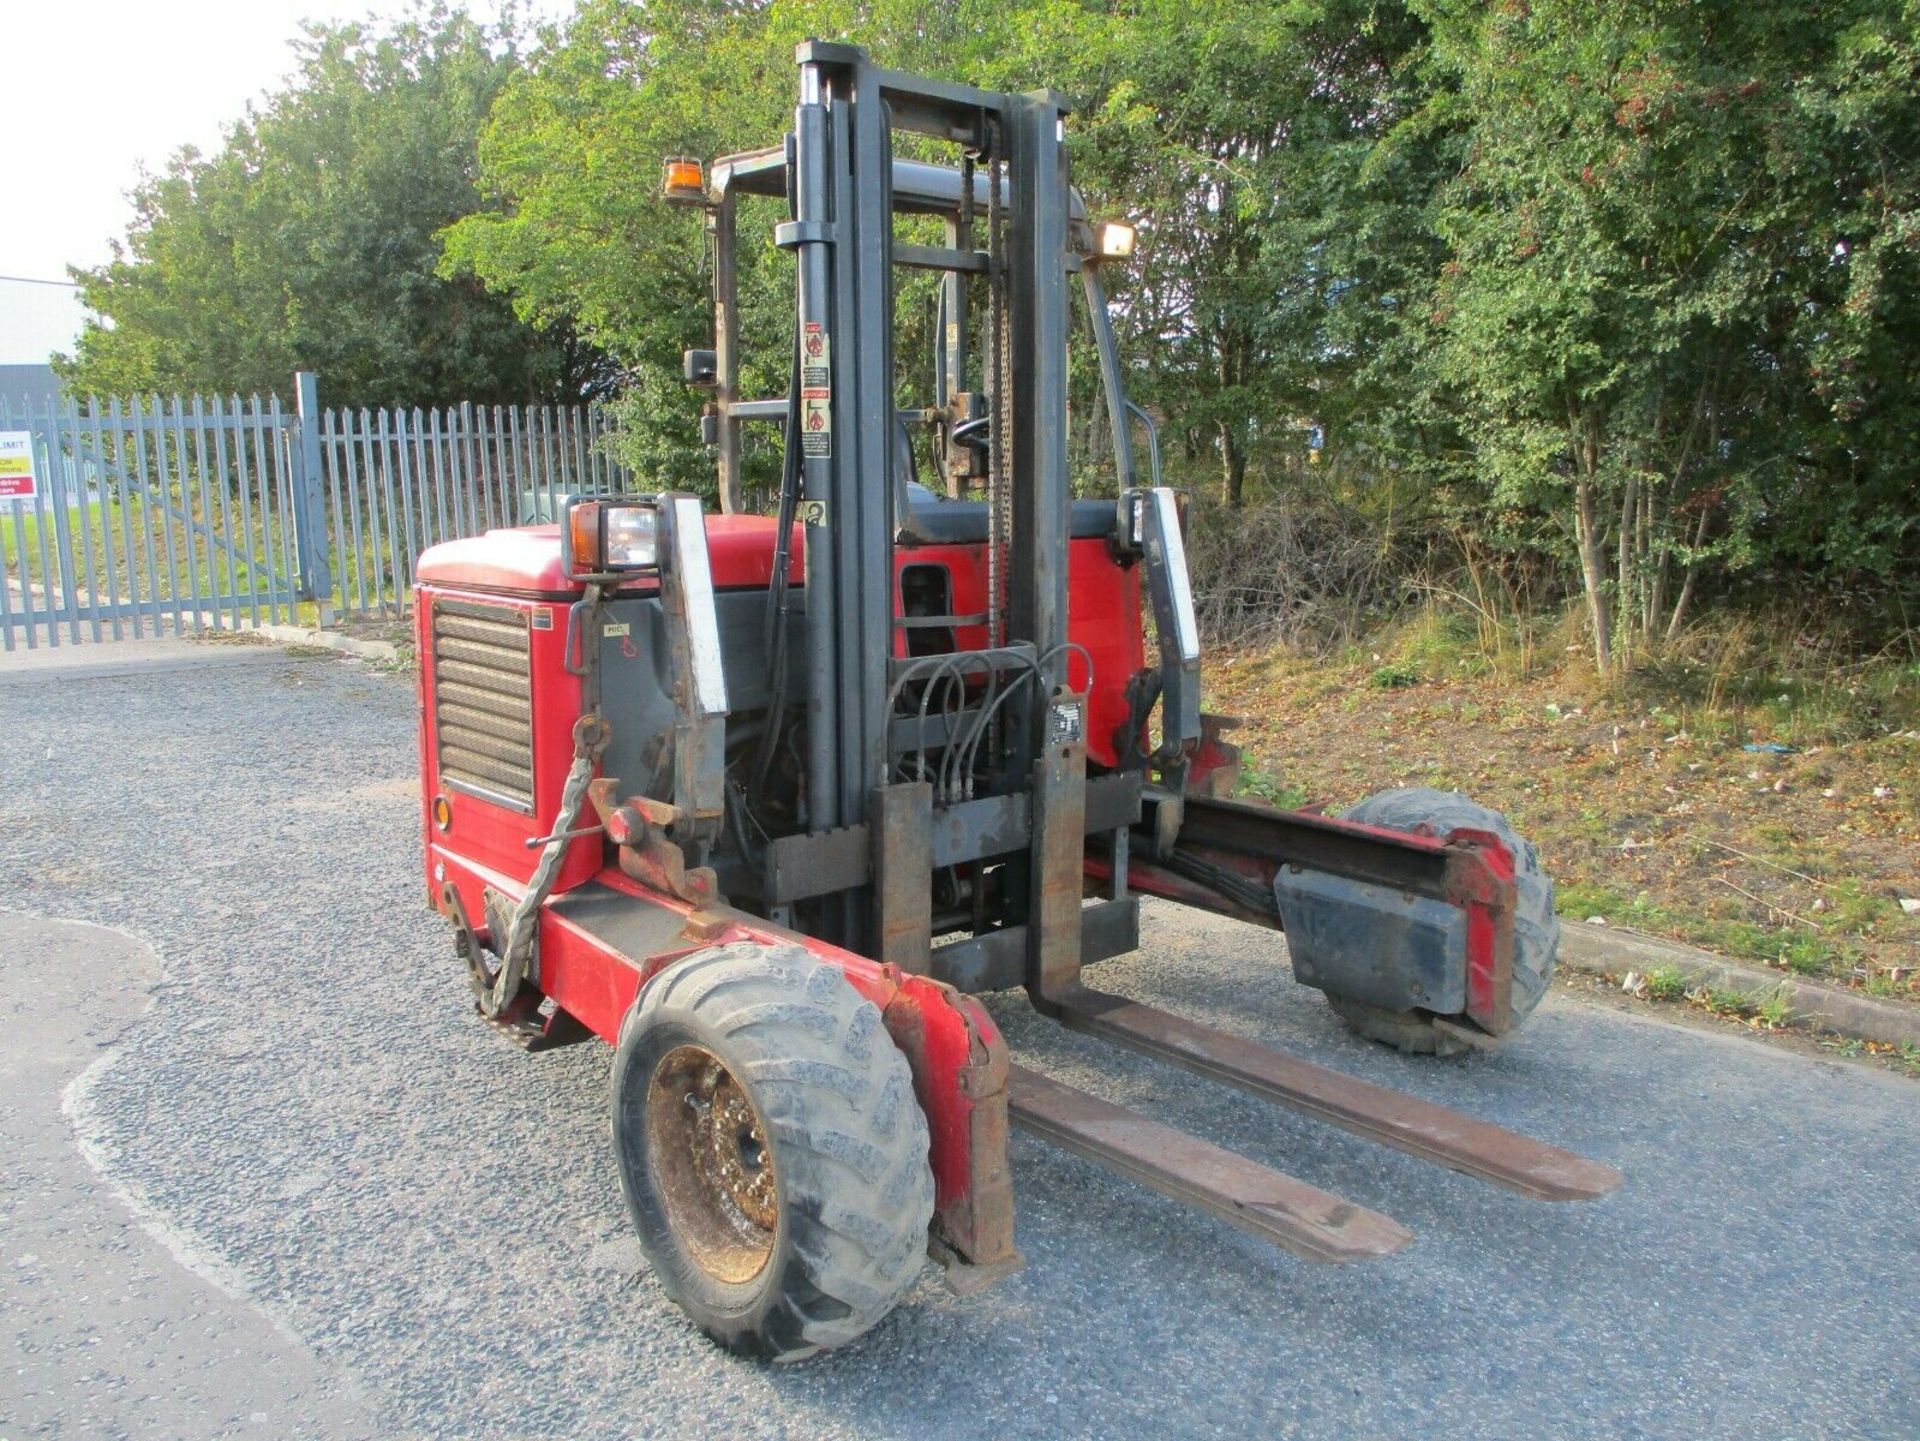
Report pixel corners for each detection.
[414,45,1620,1360]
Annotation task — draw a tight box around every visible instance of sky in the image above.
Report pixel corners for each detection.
[0,0,565,365]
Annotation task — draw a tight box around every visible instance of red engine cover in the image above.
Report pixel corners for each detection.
[414,517,1146,768]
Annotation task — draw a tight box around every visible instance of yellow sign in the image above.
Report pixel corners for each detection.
[0,431,35,502]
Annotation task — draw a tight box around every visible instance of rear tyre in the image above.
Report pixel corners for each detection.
[1326,788,1559,1057]
[611,941,934,1361]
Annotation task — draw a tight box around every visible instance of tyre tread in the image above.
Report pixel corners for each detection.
[1330,787,1558,1054]
[611,941,934,1361]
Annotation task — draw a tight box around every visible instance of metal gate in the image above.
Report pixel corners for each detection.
[0,391,303,650]
[1,374,630,650]
[316,394,629,617]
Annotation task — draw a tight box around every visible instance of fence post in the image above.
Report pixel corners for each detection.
[292,371,333,623]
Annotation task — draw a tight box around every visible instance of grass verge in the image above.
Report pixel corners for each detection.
[1207,608,1920,1002]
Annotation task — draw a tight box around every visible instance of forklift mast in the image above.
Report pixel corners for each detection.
[726,44,1108,973]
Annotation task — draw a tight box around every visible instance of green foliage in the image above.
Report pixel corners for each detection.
[988,2,1432,507]
[1705,985,1756,1018]
[1753,986,1793,1029]
[1368,663,1419,689]
[1236,765,1311,809]
[1393,0,1920,665]
[430,0,1916,636]
[1643,966,1688,1002]
[441,0,974,487]
[443,1,1437,498]
[61,7,608,409]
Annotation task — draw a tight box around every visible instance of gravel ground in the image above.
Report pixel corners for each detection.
[3,911,378,1439]
[1,641,1916,1440]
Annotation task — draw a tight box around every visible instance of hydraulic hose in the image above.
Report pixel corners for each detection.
[748,333,804,801]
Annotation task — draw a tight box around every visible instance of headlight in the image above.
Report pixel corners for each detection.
[566,498,661,574]
[603,506,660,568]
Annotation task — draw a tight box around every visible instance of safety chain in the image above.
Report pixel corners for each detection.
[471,583,612,1019]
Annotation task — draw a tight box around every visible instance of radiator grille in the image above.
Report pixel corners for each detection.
[432,600,534,812]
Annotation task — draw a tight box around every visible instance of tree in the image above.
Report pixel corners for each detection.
[445,0,1917,647]
[60,7,610,408]
[1402,0,1920,669]
[450,0,1425,507]
[442,0,988,489]
[989,2,1428,508]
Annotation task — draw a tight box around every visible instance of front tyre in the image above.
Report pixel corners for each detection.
[611,941,934,1361]
[1328,788,1560,1057]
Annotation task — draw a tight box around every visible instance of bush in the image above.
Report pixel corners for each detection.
[1183,494,1400,651]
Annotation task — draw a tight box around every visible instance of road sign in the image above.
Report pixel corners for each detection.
[0,432,36,501]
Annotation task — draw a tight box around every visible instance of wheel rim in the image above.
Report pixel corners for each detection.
[645,1044,779,1284]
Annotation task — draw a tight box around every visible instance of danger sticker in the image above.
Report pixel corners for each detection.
[801,322,831,389]
[801,322,832,457]
[801,396,832,457]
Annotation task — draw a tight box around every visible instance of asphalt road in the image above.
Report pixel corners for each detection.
[1,637,1915,1440]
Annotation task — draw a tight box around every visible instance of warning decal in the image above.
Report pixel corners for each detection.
[0,431,36,502]
[801,321,832,458]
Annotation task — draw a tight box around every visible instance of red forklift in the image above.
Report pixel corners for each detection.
[415,45,1619,1361]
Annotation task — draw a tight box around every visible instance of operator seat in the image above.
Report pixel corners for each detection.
[902,493,1122,544]
[895,414,1119,547]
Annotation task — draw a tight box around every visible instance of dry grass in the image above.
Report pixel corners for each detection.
[1205,607,1920,1000]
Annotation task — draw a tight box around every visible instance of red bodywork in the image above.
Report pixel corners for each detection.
[415,516,1143,1269]
[1093,816,1518,1035]
[417,516,1143,769]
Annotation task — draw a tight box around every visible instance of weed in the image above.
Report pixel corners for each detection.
[1644,965,1689,1002]
[1237,765,1310,810]
[1706,986,1756,1017]
[1204,594,1920,1002]
[1823,878,1896,934]
[1754,986,1793,1029]
[1560,882,1861,980]
[1811,1035,1920,1080]
[1780,936,1835,976]
[1398,606,1486,678]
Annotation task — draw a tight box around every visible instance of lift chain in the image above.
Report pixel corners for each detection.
[983,125,1012,776]
[985,127,1009,659]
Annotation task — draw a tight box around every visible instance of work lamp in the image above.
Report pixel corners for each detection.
[1094,220,1136,259]
[604,506,661,567]
[565,499,662,574]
